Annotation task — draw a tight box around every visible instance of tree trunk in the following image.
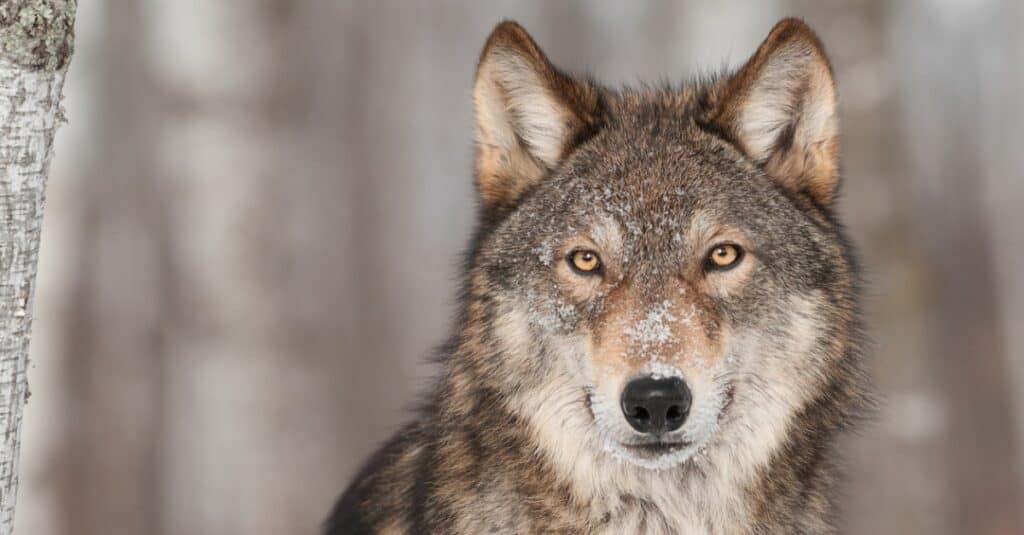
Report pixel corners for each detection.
[0,1,75,532]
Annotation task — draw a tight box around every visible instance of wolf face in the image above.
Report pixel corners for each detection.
[327,18,869,534]
[470,20,857,474]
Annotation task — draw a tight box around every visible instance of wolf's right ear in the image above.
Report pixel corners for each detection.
[473,21,601,215]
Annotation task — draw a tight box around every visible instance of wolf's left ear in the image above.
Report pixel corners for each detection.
[708,18,840,207]
[473,21,601,214]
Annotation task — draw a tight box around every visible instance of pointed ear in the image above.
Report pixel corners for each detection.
[709,18,840,207]
[473,21,601,214]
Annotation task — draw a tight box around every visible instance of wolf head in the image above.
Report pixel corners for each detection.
[457,19,862,475]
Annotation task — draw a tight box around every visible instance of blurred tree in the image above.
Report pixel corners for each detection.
[0,1,76,533]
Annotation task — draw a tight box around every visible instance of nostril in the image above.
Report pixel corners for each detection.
[629,406,650,421]
[666,404,683,422]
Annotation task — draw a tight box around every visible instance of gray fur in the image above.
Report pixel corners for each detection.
[326,18,870,535]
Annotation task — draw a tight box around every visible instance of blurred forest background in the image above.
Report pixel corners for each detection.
[11,1,1024,534]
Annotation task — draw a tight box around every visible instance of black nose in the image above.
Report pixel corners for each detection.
[621,376,692,434]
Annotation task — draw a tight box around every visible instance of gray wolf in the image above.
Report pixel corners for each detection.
[326,17,870,534]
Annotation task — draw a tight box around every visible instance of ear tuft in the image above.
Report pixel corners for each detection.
[473,21,600,214]
[710,18,840,206]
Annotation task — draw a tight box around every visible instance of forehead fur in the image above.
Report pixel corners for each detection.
[537,85,775,239]
[564,83,762,195]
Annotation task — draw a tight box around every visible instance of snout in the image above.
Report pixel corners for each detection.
[620,376,692,435]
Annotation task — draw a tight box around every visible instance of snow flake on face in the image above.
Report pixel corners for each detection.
[532,241,555,267]
[646,361,685,380]
[624,220,643,237]
[614,297,705,367]
[556,303,577,323]
[524,286,580,334]
[623,300,678,358]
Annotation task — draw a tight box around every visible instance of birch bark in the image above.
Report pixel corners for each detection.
[0,1,75,532]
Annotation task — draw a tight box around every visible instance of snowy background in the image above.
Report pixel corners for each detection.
[14,1,1024,533]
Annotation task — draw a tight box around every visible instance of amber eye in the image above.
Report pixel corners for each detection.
[706,244,744,270]
[568,249,602,274]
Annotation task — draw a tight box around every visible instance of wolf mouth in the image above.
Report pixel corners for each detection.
[621,440,692,456]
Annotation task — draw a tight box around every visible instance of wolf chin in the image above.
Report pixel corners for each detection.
[327,18,871,534]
